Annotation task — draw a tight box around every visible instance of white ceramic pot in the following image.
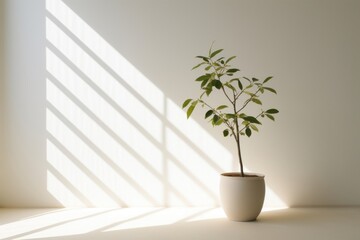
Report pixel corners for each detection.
[219,172,265,221]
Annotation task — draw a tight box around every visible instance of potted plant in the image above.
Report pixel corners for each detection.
[182,45,279,221]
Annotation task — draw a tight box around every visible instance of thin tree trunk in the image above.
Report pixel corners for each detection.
[236,137,244,177]
[234,116,244,177]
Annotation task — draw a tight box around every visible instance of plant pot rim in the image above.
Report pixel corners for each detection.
[221,172,265,179]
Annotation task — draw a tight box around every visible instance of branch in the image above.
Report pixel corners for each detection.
[238,111,264,133]
[209,59,233,104]
[236,87,262,114]
[199,99,237,138]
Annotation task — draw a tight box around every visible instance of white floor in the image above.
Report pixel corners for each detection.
[0,207,359,240]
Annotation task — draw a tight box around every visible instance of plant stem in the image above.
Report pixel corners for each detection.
[209,57,244,176]
[236,133,244,177]
[233,99,244,177]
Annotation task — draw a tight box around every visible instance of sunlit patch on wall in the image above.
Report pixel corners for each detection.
[45,0,287,209]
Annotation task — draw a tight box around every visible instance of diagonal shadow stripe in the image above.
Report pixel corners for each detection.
[46,103,160,206]
[46,13,225,173]
[3,209,118,240]
[47,134,128,206]
[46,74,191,205]
[46,39,223,201]
[175,208,216,223]
[46,9,221,204]
[47,164,92,206]
[91,208,164,233]
[47,71,216,203]
[45,12,163,115]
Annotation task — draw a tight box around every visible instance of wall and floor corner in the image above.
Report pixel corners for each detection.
[0,0,360,208]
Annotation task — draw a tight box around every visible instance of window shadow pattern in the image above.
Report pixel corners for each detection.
[45,0,234,207]
[45,0,285,208]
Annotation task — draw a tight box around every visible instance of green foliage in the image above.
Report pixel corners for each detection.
[186,100,198,119]
[182,44,279,175]
[205,110,214,119]
[182,99,192,108]
[183,45,279,137]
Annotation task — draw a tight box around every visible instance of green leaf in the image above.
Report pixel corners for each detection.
[237,79,243,90]
[223,129,229,137]
[263,76,273,83]
[243,116,262,124]
[265,109,279,114]
[227,68,240,73]
[251,98,262,105]
[213,80,222,89]
[201,79,209,88]
[245,127,252,137]
[196,75,210,81]
[182,99,192,108]
[224,82,236,92]
[215,118,224,125]
[244,91,256,96]
[205,65,212,71]
[263,87,277,94]
[192,62,206,70]
[243,77,251,82]
[206,88,212,96]
[215,67,223,72]
[245,83,254,89]
[210,49,223,58]
[205,110,213,119]
[266,114,275,121]
[196,56,209,62]
[225,113,237,119]
[216,105,228,110]
[242,120,250,126]
[252,78,259,82]
[229,78,243,90]
[187,101,198,119]
[225,56,236,64]
[212,115,220,125]
[209,42,214,56]
[250,124,259,132]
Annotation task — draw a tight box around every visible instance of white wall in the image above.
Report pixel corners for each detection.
[1,0,360,207]
[0,0,5,206]
[1,0,54,207]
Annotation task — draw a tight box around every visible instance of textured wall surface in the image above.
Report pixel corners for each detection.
[1,0,360,207]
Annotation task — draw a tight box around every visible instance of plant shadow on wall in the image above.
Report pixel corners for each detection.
[45,0,286,208]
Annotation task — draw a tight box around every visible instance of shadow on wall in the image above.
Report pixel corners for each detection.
[45,0,286,208]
